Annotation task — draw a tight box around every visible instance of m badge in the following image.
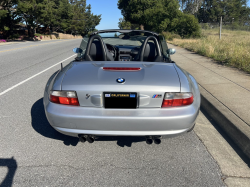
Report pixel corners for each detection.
[152,94,162,98]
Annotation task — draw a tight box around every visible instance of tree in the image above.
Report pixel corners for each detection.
[183,0,204,15]
[17,0,45,36]
[57,0,73,33]
[118,17,139,29]
[1,0,101,38]
[0,0,19,36]
[171,13,201,37]
[82,4,101,36]
[195,0,250,24]
[118,0,201,37]
[69,1,101,36]
[118,0,159,30]
[70,0,86,35]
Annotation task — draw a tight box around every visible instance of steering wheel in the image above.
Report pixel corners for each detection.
[106,44,117,60]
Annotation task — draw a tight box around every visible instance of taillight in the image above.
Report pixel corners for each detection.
[49,91,79,106]
[161,92,193,107]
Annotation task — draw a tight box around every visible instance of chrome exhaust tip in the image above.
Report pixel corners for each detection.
[79,135,86,143]
[154,138,161,144]
[145,136,153,144]
[87,136,95,143]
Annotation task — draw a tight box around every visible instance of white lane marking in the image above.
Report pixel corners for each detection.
[0,116,11,118]
[0,54,76,96]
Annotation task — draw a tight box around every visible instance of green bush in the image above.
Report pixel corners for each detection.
[171,14,201,38]
[34,33,43,37]
[9,33,20,39]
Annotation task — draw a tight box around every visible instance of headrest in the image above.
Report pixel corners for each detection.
[142,42,156,62]
[89,40,103,61]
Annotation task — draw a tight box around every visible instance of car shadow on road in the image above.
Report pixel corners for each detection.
[96,136,146,147]
[31,98,79,146]
[0,157,17,186]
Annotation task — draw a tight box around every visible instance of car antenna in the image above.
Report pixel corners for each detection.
[61,63,63,70]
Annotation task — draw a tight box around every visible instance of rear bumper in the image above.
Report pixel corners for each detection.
[44,98,199,137]
[53,126,191,137]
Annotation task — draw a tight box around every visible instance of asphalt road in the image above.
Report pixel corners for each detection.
[0,39,226,186]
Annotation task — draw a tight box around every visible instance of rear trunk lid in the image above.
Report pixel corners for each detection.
[61,62,180,108]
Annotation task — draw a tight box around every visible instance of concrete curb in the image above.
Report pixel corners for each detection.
[0,42,20,46]
[199,85,250,160]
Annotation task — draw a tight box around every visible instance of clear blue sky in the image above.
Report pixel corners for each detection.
[86,0,122,30]
[87,0,250,30]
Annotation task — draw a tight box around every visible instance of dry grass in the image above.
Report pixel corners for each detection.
[169,29,250,73]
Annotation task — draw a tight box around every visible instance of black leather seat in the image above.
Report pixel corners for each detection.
[89,40,104,61]
[134,36,163,62]
[85,37,114,61]
[141,42,157,62]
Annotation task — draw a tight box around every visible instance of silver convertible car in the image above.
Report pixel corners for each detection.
[44,29,200,144]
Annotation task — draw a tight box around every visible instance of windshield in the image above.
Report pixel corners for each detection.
[77,31,169,61]
[99,32,147,46]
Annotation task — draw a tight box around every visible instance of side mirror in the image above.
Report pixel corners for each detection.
[167,48,176,55]
[73,48,83,53]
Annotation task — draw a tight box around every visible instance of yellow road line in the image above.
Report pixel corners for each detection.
[0,40,64,53]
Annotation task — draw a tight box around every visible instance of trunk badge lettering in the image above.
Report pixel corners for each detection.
[86,94,90,99]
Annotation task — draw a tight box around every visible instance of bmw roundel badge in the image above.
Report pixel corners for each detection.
[116,78,125,83]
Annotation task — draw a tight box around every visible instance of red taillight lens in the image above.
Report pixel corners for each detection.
[50,95,60,103]
[103,67,141,71]
[49,91,79,106]
[162,93,193,108]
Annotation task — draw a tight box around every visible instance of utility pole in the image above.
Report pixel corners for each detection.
[220,16,222,40]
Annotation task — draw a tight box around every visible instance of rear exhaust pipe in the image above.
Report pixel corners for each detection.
[79,135,86,143]
[145,136,153,144]
[154,138,161,144]
[87,135,95,143]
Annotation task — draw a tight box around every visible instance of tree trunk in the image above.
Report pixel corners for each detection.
[27,25,32,37]
[6,11,13,37]
[140,24,144,30]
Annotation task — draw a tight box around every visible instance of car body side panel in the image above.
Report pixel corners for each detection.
[173,64,191,93]
[174,64,201,109]
[44,71,59,94]
[52,63,73,91]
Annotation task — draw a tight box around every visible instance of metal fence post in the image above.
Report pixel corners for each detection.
[220,16,222,40]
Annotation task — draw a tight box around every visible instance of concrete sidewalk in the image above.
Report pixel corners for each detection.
[168,44,250,159]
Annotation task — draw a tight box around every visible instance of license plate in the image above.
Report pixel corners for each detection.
[104,92,137,109]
